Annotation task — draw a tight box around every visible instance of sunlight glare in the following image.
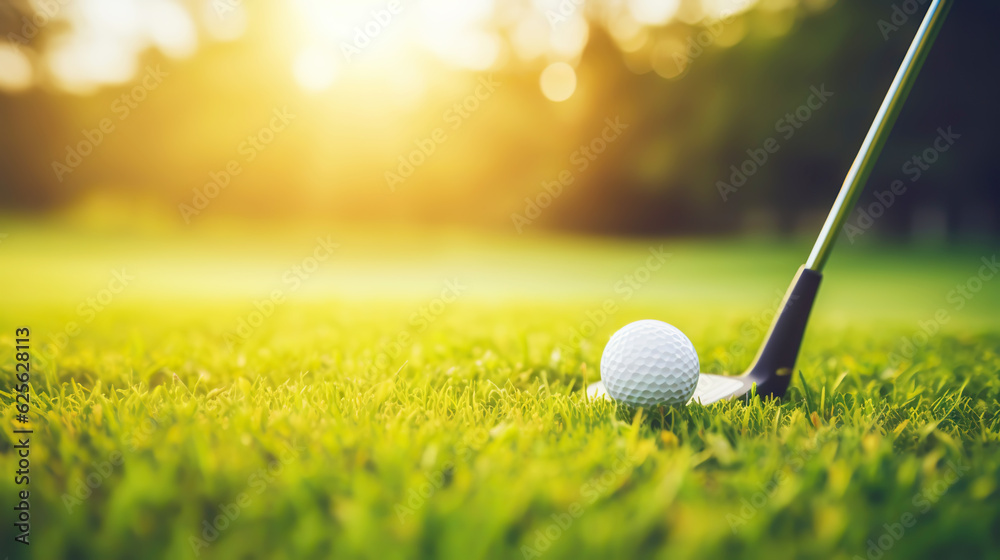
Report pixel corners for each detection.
[550,14,589,59]
[702,0,757,20]
[293,47,338,92]
[48,32,139,93]
[77,0,142,36]
[628,0,681,25]
[145,0,197,58]
[511,17,549,61]
[202,2,248,42]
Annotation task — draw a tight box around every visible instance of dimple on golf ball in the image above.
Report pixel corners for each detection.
[600,319,700,407]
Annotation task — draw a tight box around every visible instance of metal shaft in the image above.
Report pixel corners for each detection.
[805,0,952,272]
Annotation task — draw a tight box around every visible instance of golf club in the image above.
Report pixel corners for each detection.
[588,0,953,405]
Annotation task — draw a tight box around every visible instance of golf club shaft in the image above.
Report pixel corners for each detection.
[805,0,953,272]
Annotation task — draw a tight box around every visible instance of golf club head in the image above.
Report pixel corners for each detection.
[586,266,822,406]
[586,373,754,406]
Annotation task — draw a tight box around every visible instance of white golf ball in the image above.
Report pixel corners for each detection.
[600,320,700,407]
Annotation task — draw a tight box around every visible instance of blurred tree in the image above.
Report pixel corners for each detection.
[0,0,995,240]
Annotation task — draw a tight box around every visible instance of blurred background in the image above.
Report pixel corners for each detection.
[0,0,995,239]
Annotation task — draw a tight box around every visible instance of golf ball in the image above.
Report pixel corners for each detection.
[600,320,700,407]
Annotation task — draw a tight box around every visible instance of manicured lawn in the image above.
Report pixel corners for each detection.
[2,223,998,559]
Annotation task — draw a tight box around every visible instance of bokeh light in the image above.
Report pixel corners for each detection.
[3,0,984,243]
[539,61,577,101]
[2,0,783,97]
[0,44,33,93]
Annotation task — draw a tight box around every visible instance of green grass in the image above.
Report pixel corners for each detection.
[1,224,999,559]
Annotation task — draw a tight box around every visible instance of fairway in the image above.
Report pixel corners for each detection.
[1,224,998,559]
